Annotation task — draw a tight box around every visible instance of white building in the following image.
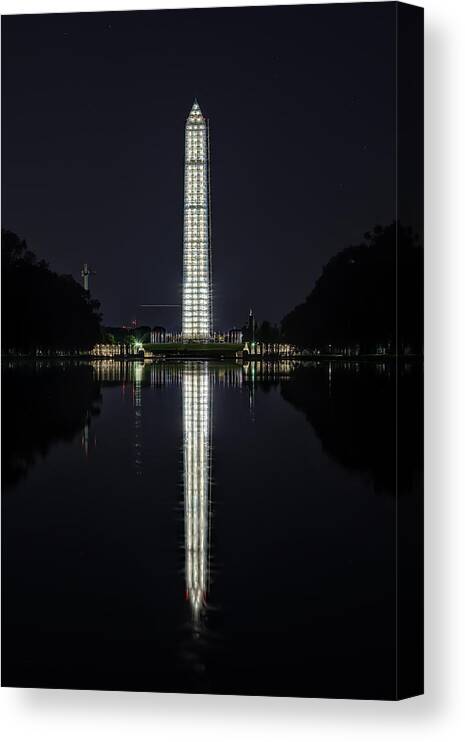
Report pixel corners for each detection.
[182,100,213,341]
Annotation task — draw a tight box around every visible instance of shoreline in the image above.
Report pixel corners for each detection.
[2,352,423,363]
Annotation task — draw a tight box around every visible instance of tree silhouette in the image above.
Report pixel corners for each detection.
[2,229,102,353]
[256,320,281,343]
[281,223,423,354]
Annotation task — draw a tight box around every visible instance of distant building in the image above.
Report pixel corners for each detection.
[150,326,166,343]
[225,327,243,344]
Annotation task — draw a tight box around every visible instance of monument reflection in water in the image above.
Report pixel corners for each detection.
[2,358,422,698]
[182,363,212,626]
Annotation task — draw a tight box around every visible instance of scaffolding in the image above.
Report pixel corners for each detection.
[182,100,213,341]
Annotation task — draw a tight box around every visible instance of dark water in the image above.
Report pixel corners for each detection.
[1,359,422,699]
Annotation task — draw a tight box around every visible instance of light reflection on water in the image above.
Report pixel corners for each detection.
[182,362,212,625]
[86,358,309,634]
[2,358,422,698]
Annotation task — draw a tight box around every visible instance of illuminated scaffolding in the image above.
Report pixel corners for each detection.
[182,363,212,622]
[182,100,212,340]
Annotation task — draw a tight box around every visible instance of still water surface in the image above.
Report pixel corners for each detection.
[2,359,421,698]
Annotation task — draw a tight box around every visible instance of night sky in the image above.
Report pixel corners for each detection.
[2,3,398,330]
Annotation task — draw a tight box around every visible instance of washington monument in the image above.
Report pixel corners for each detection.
[182,100,213,341]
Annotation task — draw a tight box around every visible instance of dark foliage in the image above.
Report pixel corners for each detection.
[102,325,151,345]
[133,325,151,343]
[102,326,130,344]
[255,320,281,344]
[2,229,102,353]
[281,223,423,353]
[241,317,281,344]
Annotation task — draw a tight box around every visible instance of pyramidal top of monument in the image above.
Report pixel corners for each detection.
[187,99,205,122]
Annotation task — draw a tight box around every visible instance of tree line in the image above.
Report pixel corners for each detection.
[2,222,422,355]
[249,223,423,354]
[2,229,102,354]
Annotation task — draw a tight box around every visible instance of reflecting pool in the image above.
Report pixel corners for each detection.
[1,359,422,698]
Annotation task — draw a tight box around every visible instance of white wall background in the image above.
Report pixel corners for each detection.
[1,1,464,740]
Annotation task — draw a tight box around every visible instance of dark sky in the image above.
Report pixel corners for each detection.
[2,3,398,329]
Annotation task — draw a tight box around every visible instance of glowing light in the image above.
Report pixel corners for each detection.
[182,101,213,341]
[183,363,212,622]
